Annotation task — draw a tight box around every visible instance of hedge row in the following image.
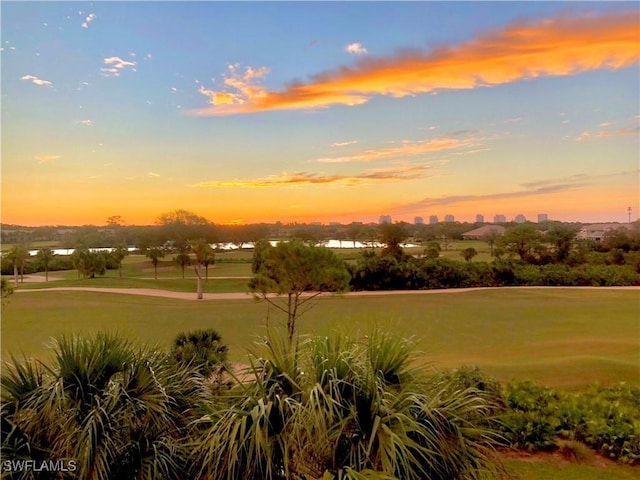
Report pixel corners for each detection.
[349,256,640,290]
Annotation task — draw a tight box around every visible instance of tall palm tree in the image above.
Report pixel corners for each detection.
[146,247,165,280]
[36,247,56,281]
[111,244,129,278]
[5,245,30,287]
[190,239,214,299]
[174,253,191,280]
[1,331,210,480]
[192,330,503,480]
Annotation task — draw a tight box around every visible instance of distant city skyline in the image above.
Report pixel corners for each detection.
[2,2,638,226]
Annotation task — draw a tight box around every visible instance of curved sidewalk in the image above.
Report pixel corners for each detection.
[15,285,640,301]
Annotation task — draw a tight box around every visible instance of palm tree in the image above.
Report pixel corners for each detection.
[175,253,191,280]
[146,247,165,280]
[190,239,214,299]
[1,331,210,480]
[192,329,503,479]
[5,245,30,287]
[111,244,129,278]
[36,247,55,281]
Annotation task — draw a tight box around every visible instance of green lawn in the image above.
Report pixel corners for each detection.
[3,288,638,389]
[502,457,639,480]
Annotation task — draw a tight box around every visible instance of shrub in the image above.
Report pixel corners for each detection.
[172,328,228,378]
[192,330,504,479]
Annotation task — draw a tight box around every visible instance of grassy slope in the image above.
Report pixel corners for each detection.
[3,288,638,389]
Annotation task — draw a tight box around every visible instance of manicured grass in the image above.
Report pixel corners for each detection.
[502,458,639,480]
[3,288,638,389]
[17,276,250,293]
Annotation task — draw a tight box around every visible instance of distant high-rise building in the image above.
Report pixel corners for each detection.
[414,216,424,225]
[379,215,392,224]
[514,214,527,223]
[444,214,455,222]
[476,214,484,224]
[537,213,548,223]
[494,214,506,224]
[429,215,439,224]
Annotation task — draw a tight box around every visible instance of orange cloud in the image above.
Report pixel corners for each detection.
[190,10,638,116]
[194,165,434,188]
[316,137,472,163]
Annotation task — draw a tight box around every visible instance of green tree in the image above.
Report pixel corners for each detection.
[175,252,191,279]
[5,245,30,287]
[35,247,56,281]
[145,247,165,280]
[481,228,503,257]
[70,245,109,279]
[546,223,578,262]
[249,238,350,342]
[74,249,107,279]
[379,222,408,259]
[346,222,364,248]
[498,224,544,262]
[461,247,478,262]
[110,245,129,278]
[424,241,441,259]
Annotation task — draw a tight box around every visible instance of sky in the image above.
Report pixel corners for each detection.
[1,1,639,226]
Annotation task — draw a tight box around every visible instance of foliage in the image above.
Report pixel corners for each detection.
[146,247,166,280]
[423,241,441,259]
[4,244,30,286]
[110,245,129,278]
[249,238,351,341]
[461,247,478,262]
[378,223,409,260]
[172,328,228,379]
[192,329,504,480]
[349,253,640,291]
[1,277,14,304]
[496,224,544,262]
[35,247,56,281]
[498,381,640,464]
[70,247,108,279]
[174,252,191,279]
[190,239,215,298]
[1,331,211,479]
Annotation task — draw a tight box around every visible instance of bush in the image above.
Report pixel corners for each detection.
[172,328,228,378]
[497,381,640,464]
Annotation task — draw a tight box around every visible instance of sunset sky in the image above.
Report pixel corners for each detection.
[2,1,638,226]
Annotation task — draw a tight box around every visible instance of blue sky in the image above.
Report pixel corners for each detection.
[2,1,638,226]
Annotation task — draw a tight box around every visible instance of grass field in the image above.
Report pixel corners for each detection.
[501,457,639,480]
[3,287,638,389]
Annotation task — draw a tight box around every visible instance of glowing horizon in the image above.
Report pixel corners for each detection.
[2,2,638,227]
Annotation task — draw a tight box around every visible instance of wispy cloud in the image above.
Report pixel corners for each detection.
[575,126,639,141]
[147,172,161,177]
[190,10,638,116]
[100,56,137,77]
[332,140,359,147]
[194,165,434,188]
[317,137,475,163]
[20,75,53,87]
[345,42,368,55]
[394,170,637,213]
[35,155,60,163]
[80,119,93,126]
[81,13,96,29]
